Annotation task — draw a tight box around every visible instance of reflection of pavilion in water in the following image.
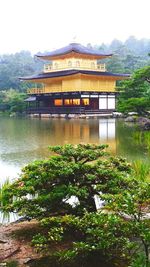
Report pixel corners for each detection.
[52,119,116,153]
[99,119,116,153]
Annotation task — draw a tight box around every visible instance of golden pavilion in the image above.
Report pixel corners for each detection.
[22,43,129,115]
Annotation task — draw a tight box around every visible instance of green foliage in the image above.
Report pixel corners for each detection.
[6,261,19,267]
[0,179,14,223]
[134,66,150,84]
[0,179,11,207]
[1,144,150,266]
[117,65,150,114]
[132,131,150,154]
[0,51,43,91]
[0,89,26,113]
[32,212,134,262]
[97,36,150,74]
[106,55,125,73]
[132,160,150,181]
[1,144,132,218]
[117,97,150,114]
[130,253,150,267]
[103,179,150,266]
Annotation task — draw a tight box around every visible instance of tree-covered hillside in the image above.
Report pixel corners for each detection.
[96,36,150,74]
[0,51,43,91]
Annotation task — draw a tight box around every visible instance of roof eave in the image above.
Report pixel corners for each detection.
[20,70,130,82]
[35,51,113,60]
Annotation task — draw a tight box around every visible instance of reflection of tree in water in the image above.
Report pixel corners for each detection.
[133,130,150,152]
[116,120,149,161]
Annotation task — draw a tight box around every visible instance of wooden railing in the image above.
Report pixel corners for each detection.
[44,63,106,73]
[27,88,45,94]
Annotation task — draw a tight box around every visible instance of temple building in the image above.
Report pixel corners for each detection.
[22,43,129,115]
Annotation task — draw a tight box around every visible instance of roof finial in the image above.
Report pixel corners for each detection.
[70,35,79,45]
[73,36,77,42]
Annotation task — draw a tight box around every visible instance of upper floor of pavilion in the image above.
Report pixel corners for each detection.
[35,43,113,73]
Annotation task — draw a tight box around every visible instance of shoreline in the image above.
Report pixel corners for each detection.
[0,220,39,266]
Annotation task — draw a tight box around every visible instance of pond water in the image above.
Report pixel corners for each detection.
[0,116,150,185]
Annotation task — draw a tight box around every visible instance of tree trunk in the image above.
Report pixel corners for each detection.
[79,196,97,212]
[142,240,149,267]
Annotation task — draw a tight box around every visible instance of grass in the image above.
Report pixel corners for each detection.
[6,261,19,267]
[133,131,150,151]
[132,160,150,181]
[0,179,18,224]
[0,179,10,223]
[129,253,150,267]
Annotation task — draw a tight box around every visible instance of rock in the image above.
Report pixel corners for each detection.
[124,116,136,122]
[10,112,16,117]
[79,114,86,119]
[143,122,150,130]
[23,258,32,264]
[112,112,123,118]
[0,221,39,265]
[128,112,138,116]
[137,117,150,124]
[135,117,150,130]
[14,216,31,223]
[0,239,7,243]
[0,247,20,261]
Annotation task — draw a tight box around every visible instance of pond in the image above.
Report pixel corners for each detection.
[0,116,150,185]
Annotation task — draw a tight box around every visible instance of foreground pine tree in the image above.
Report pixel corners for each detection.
[1,144,150,267]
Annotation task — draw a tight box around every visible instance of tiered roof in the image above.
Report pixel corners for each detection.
[21,69,129,82]
[21,43,130,82]
[35,43,113,60]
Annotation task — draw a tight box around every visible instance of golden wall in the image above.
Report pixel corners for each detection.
[44,82,62,93]
[43,77,116,93]
[80,78,116,92]
[62,78,81,92]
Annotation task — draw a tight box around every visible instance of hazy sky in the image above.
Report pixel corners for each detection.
[0,0,149,54]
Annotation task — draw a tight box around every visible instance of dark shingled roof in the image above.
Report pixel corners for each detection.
[35,43,112,59]
[20,69,130,81]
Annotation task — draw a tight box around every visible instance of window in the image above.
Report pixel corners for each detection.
[54,99,63,106]
[82,98,89,106]
[108,96,115,109]
[64,99,73,105]
[99,97,107,109]
[44,65,49,71]
[54,63,58,69]
[68,61,72,68]
[91,62,95,69]
[76,61,80,67]
[73,99,80,105]
[64,99,80,106]
[45,64,52,71]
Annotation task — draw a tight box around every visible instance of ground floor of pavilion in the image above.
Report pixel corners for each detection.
[26,91,116,115]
